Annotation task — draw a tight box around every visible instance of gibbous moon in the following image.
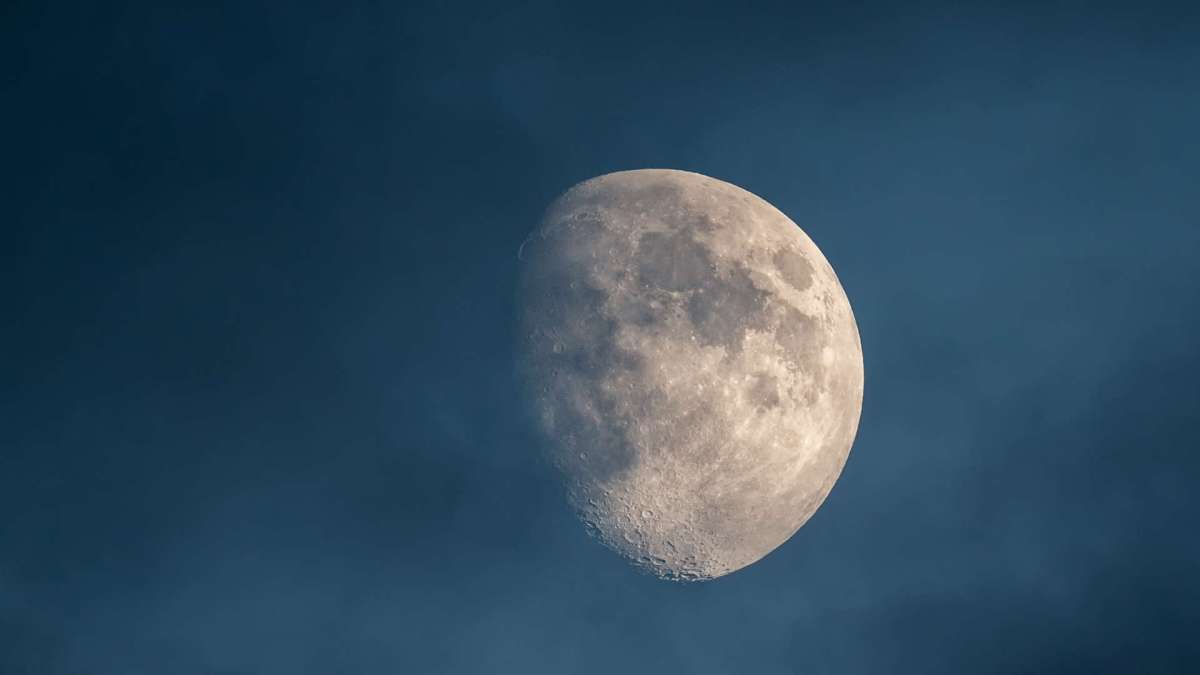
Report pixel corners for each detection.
[516,169,864,581]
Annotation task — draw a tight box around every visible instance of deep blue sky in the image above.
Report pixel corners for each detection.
[4,1,1199,673]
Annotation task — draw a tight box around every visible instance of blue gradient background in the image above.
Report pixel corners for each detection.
[4,1,1199,672]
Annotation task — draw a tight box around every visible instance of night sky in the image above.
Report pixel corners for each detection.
[4,1,1200,673]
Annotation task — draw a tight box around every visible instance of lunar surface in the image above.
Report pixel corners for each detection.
[516,169,863,581]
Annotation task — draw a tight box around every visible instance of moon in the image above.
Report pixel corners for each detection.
[516,169,864,581]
